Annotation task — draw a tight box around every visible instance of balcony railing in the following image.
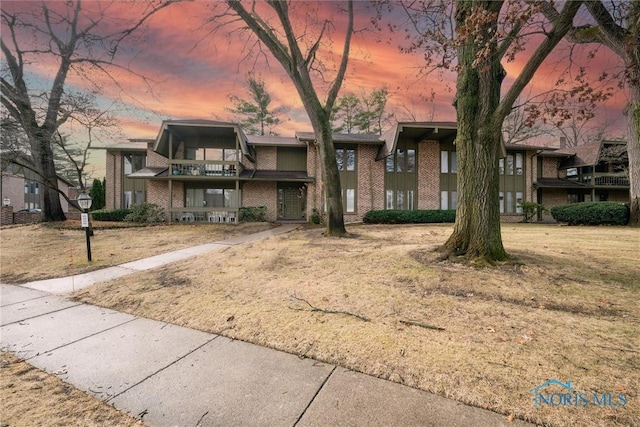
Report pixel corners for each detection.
[566,173,629,187]
[170,208,239,223]
[170,161,239,177]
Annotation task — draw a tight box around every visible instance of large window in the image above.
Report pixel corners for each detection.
[440,145,457,210]
[185,185,239,208]
[336,145,357,213]
[23,181,40,210]
[122,152,146,208]
[385,141,417,210]
[498,151,525,213]
[185,147,237,161]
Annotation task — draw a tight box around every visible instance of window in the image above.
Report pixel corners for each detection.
[441,151,449,173]
[122,152,146,208]
[441,191,448,210]
[407,149,416,172]
[506,155,514,175]
[567,168,578,177]
[386,154,394,172]
[386,142,417,210]
[516,192,523,213]
[346,189,355,212]
[186,187,239,208]
[336,145,357,212]
[440,190,457,210]
[451,151,458,173]
[499,158,505,175]
[515,153,523,175]
[499,192,504,213]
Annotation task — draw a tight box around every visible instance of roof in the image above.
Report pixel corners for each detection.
[152,120,254,163]
[295,132,384,145]
[555,142,601,169]
[93,140,152,151]
[533,178,586,188]
[248,135,304,147]
[127,167,168,178]
[378,122,458,160]
[238,169,314,182]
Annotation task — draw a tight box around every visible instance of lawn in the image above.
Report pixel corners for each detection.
[2,222,639,426]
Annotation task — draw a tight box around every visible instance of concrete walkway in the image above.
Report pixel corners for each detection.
[1,225,534,427]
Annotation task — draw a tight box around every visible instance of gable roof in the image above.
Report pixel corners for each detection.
[153,120,254,162]
[378,122,458,160]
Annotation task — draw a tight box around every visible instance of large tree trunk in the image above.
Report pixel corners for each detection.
[442,1,507,263]
[627,78,640,227]
[308,111,347,236]
[33,130,66,222]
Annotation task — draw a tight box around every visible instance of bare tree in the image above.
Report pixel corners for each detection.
[1,1,174,221]
[220,1,355,235]
[549,1,639,226]
[398,0,582,262]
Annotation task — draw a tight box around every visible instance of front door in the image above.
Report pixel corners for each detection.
[277,184,306,220]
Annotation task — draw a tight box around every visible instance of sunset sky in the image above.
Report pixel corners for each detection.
[1,1,630,179]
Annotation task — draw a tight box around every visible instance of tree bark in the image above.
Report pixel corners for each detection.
[442,1,507,263]
[627,78,640,227]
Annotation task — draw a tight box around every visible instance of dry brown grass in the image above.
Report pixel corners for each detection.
[2,222,638,426]
[71,223,640,427]
[0,221,274,283]
[0,351,141,427]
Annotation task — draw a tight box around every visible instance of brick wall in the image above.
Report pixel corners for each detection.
[541,157,560,178]
[540,188,567,221]
[255,147,277,170]
[243,181,278,221]
[147,142,168,167]
[105,151,121,210]
[1,206,13,225]
[418,140,440,210]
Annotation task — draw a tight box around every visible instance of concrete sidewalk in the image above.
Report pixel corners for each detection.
[1,225,534,427]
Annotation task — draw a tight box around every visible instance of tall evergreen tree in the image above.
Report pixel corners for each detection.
[228,76,282,136]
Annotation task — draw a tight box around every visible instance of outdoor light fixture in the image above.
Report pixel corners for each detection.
[77,192,92,261]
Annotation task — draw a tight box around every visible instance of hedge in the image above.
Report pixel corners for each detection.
[91,208,132,222]
[239,206,268,222]
[549,202,629,226]
[363,209,456,224]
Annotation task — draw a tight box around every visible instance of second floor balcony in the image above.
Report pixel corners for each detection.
[170,160,240,177]
[567,172,629,187]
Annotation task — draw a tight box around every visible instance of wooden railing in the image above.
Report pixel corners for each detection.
[170,161,239,177]
[567,173,629,186]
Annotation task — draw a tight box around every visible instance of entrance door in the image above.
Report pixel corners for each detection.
[277,184,306,220]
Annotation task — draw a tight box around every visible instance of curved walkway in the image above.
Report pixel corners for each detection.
[1,224,534,427]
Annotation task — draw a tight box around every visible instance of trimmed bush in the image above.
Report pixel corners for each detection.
[363,209,456,224]
[124,203,167,223]
[550,202,629,226]
[239,206,267,222]
[91,208,132,222]
[519,201,548,223]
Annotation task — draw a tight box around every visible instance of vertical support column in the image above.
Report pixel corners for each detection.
[169,132,174,223]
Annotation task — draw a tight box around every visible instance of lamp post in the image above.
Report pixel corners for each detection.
[77,192,92,261]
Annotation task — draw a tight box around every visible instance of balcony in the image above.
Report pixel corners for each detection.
[566,172,629,187]
[170,161,239,177]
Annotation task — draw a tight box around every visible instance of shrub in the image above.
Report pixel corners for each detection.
[91,208,132,222]
[519,201,548,223]
[550,202,629,226]
[124,203,167,223]
[239,206,267,222]
[310,208,323,225]
[363,209,456,224]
